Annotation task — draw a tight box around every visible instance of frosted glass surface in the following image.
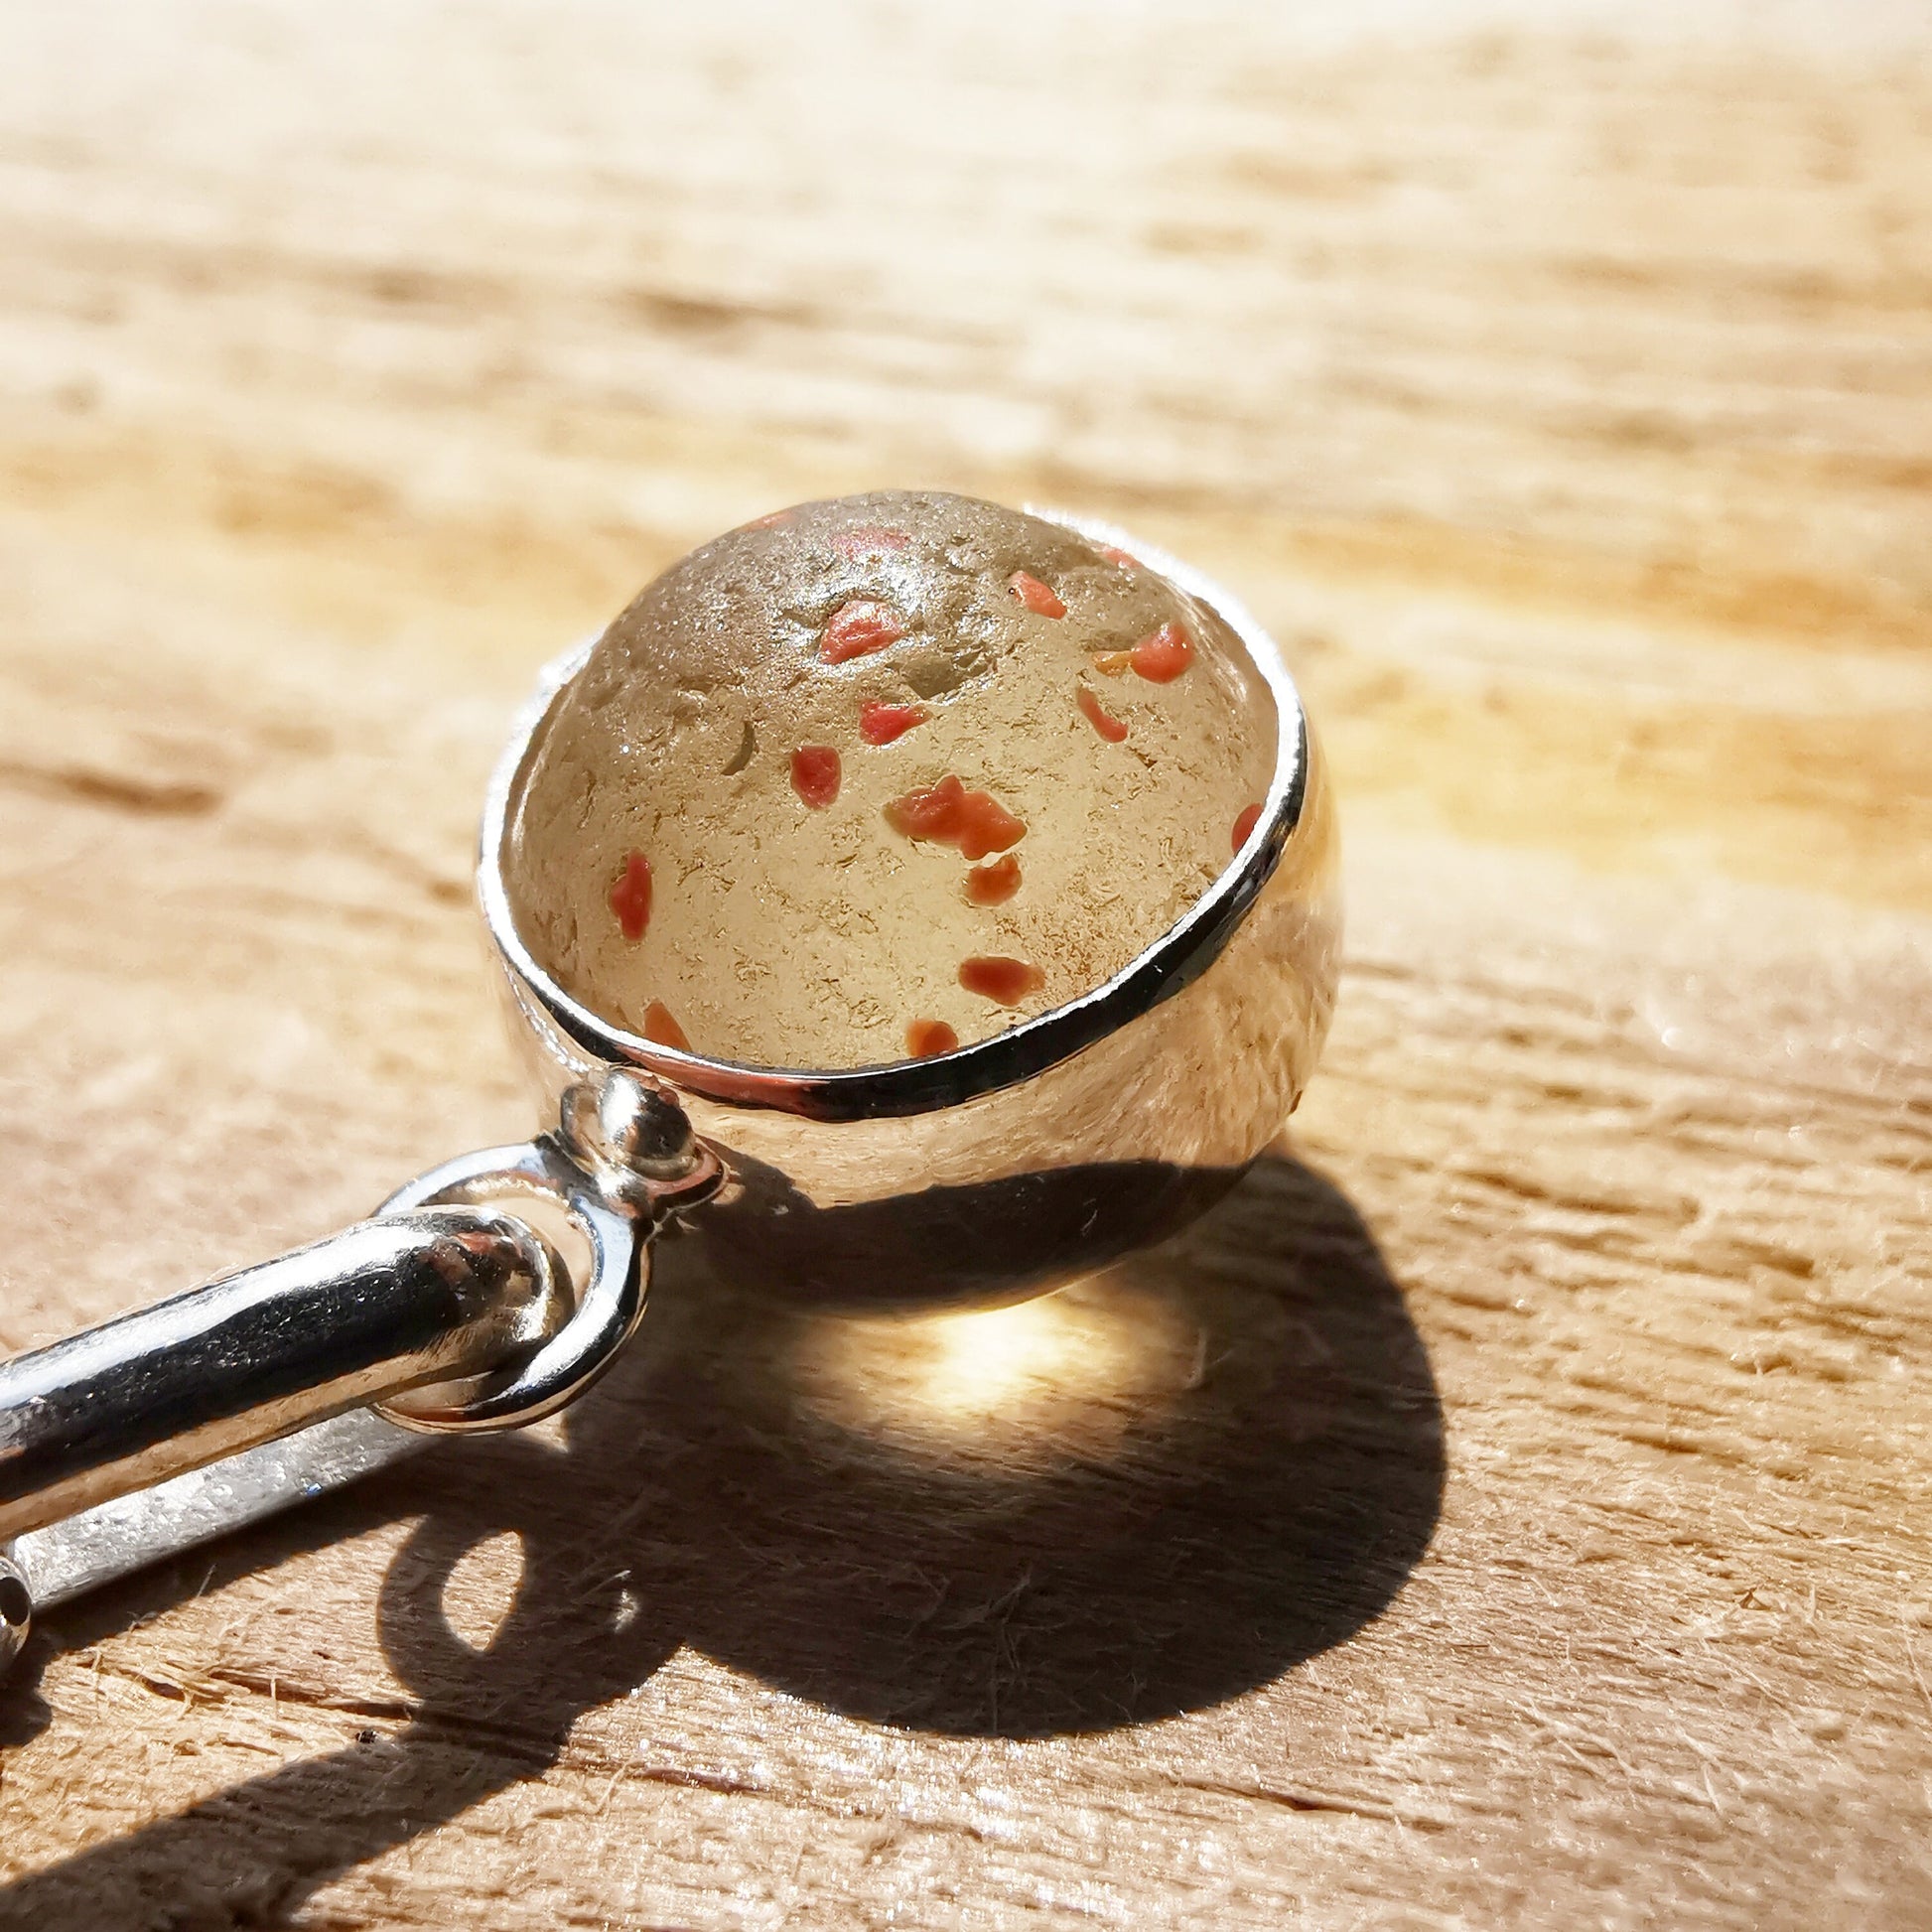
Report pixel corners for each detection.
[510,491,1277,1069]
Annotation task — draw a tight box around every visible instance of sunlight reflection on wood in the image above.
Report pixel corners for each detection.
[782,1281,1201,1459]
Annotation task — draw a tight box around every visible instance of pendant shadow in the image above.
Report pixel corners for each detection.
[0,1154,1443,1927]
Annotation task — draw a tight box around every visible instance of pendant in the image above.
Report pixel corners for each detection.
[0,494,1338,1676]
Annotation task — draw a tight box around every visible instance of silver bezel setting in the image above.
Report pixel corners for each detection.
[478,511,1311,1124]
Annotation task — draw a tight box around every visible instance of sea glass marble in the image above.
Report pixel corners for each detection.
[509,490,1277,1069]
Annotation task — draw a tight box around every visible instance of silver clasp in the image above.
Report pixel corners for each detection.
[0,1071,716,1678]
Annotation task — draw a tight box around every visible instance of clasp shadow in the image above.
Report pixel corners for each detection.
[0,1154,1443,1928]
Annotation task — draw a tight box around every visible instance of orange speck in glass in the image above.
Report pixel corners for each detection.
[958,955,1045,1006]
[859,701,927,746]
[1090,649,1133,677]
[1099,544,1141,569]
[1076,686,1128,743]
[1232,802,1264,853]
[642,1000,690,1051]
[829,524,912,558]
[1130,623,1194,683]
[885,774,1026,861]
[790,745,842,808]
[905,1018,960,1058]
[609,852,652,941]
[820,599,906,665]
[1008,571,1066,619]
[964,854,1022,905]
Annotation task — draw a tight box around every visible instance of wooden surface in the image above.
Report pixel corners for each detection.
[2,2,1929,1925]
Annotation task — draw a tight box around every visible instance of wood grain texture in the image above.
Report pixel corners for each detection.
[1,2,1928,1926]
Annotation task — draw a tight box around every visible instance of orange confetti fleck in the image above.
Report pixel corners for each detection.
[885,774,1027,861]
[642,1000,690,1051]
[1076,686,1128,743]
[1099,544,1140,568]
[1130,622,1194,683]
[965,854,1022,905]
[1232,802,1264,853]
[959,955,1045,1006]
[790,745,842,808]
[609,852,652,941]
[905,1018,959,1058]
[830,524,912,558]
[1008,571,1066,619]
[820,599,906,664]
[859,701,927,746]
[1090,649,1133,677]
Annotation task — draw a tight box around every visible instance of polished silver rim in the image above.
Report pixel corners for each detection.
[477,512,1311,1122]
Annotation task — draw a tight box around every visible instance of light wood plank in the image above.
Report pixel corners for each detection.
[0,4,1927,1926]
